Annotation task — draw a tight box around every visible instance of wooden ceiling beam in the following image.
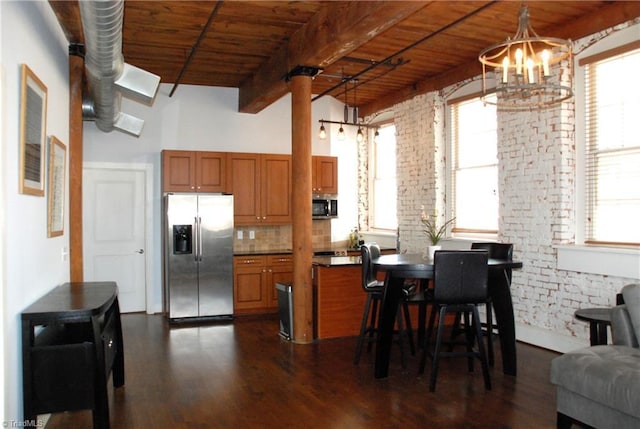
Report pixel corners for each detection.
[48,0,84,44]
[551,0,640,41]
[359,0,640,118]
[238,1,427,114]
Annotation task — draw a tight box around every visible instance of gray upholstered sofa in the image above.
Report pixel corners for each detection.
[550,283,640,428]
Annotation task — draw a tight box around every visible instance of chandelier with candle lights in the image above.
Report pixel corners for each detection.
[478,5,573,111]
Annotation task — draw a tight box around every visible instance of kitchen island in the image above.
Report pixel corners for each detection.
[313,250,418,340]
[313,256,365,339]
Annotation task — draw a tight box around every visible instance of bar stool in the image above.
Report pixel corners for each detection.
[354,243,413,366]
[449,242,513,366]
[419,250,492,392]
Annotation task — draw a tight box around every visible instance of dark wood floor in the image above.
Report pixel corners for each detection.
[46,313,562,428]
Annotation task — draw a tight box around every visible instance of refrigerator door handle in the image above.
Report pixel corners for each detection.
[194,216,199,262]
[197,216,203,262]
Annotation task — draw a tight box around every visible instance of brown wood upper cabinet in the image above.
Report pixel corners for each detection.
[313,156,338,195]
[162,150,226,193]
[227,153,292,225]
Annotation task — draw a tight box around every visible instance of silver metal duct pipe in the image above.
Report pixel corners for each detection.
[79,0,123,133]
[79,0,160,137]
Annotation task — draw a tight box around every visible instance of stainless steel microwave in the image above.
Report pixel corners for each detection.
[312,197,338,219]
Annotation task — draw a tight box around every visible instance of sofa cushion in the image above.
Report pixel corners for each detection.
[550,345,640,419]
[622,284,640,342]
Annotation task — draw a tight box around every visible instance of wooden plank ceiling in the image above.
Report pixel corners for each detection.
[49,1,640,118]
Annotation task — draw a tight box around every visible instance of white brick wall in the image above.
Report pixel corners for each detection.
[379,23,639,349]
[394,93,446,253]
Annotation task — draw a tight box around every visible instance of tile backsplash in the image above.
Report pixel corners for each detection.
[233,220,334,252]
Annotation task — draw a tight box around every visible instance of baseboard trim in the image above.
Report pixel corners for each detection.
[516,323,588,354]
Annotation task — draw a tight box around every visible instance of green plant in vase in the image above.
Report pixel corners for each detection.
[420,206,455,258]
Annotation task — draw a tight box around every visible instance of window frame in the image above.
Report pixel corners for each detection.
[557,21,640,278]
[367,122,397,232]
[446,90,499,239]
[579,41,640,246]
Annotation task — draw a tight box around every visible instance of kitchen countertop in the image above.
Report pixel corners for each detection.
[234,247,360,257]
[234,247,395,259]
[234,248,293,256]
[312,256,362,267]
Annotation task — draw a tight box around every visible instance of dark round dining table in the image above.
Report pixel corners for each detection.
[372,252,523,379]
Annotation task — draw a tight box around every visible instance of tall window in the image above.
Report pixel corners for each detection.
[370,124,397,230]
[449,95,498,234]
[582,44,640,245]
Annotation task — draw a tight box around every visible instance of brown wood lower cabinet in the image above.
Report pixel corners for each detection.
[233,254,293,314]
[314,264,366,339]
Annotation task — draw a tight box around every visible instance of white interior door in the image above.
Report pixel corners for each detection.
[83,167,147,312]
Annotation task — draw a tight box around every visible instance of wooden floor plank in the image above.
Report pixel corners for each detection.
[45,313,561,428]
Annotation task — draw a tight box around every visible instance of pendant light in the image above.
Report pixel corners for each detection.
[478,5,573,110]
[316,73,378,142]
[318,121,327,139]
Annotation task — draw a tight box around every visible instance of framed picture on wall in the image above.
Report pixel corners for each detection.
[47,136,66,237]
[19,64,48,196]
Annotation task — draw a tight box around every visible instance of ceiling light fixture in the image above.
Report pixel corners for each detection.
[478,5,573,111]
[318,120,379,142]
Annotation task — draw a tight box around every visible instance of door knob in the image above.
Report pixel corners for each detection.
[136,249,145,254]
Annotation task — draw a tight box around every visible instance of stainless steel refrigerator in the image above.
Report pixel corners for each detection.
[164,193,234,322]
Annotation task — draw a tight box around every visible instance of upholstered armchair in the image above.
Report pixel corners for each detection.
[550,283,640,428]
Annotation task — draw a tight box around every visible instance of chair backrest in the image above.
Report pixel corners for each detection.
[433,250,489,303]
[471,242,513,283]
[622,283,640,346]
[360,243,382,291]
[471,242,513,260]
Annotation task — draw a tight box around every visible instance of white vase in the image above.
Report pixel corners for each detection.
[428,245,441,260]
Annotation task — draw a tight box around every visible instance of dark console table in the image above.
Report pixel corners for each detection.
[21,282,124,429]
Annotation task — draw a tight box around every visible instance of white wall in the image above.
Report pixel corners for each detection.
[0,2,4,423]
[1,1,70,422]
[83,84,358,312]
